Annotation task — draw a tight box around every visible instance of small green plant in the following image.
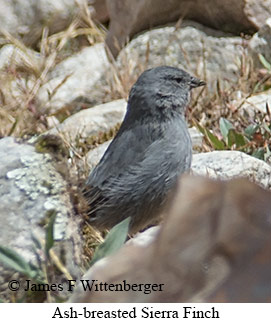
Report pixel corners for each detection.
[0,210,72,302]
[259,54,271,72]
[0,211,57,284]
[90,216,131,266]
[0,246,44,283]
[45,210,57,258]
[196,113,271,162]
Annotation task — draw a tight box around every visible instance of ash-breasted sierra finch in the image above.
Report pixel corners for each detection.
[84,66,205,233]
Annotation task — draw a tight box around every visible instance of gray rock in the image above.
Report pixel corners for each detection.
[0,44,41,71]
[87,140,111,170]
[241,89,271,116]
[37,43,110,113]
[0,45,39,111]
[192,150,271,188]
[189,126,204,150]
[116,23,244,92]
[249,18,271,66]
[106,0,271,57]
[0,137,81,298]
[48,99,126,142]
[0,0,85,46]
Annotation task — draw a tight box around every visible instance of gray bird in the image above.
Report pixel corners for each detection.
[85,66,205,233]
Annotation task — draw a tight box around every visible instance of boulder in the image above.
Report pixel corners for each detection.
[69,175,271,302]
[37,43,110,113]
[48,99,126,142]
[192,150,271,189]
[106,0,271,57]
[0,137,81,300]
[249,18,271,67]
[115,23,245,92]
[0,0,85,46]
[240,89,271,116]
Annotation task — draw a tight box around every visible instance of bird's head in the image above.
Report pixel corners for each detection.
[127,66,205,119]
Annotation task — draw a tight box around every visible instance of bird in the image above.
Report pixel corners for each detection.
[84,66,205,234]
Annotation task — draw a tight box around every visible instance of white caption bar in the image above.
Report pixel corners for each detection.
[1,303,269,322]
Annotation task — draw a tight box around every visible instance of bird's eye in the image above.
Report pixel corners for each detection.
[175,77,183,83]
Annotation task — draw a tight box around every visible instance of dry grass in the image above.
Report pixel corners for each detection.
[189,52,271,155]
[0,6,106,138]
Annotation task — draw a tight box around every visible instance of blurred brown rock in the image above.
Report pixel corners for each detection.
[70,175,271,302]
[105,0,271,57]
[90,0,109,23]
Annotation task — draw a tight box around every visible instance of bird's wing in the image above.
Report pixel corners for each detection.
[84,123,153,214]
[107,122,192,197]
[85,118,191,208]
[86,123,156,188]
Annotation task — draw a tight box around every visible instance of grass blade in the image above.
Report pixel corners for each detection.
[259,54,271,71]
[195,121,225,150]
[0,245,41,280]
[45,210,57,258]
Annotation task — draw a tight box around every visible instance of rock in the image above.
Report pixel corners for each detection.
[0,45,40,117]
[115,23,244,92]
[240,89,271,116]
[106,0,271,57]
[0,0,85,46]
[48,99,126,142]
[87,140,111,170]
[126,226,159,248]
[69,175,271,302]
[86,126,203,171]
[244,2,271,30]
[37,43,110,113]
[189,126,204,150]
[0,44,41,71]
[192,150,271,188]
[249,18,271,67]
[90,0,109,23]
[0,137,81,300]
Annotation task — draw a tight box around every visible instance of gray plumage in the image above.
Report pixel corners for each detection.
[85,66,205,233]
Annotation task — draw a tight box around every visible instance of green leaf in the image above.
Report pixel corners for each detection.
[259,54,271,71]
[90,216,131,266]
[0,245,40,279]
[234,132,246,148]
[220,118,234,142]
[262,122,271,135]
[252,148,265,160]
[227,129,246,148]
[45,210,57,258]
[195,122,225,150]
[205,128,225,150]
[244,124,259,139]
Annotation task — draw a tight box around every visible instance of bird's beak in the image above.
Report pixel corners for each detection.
[190,77,206,89]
